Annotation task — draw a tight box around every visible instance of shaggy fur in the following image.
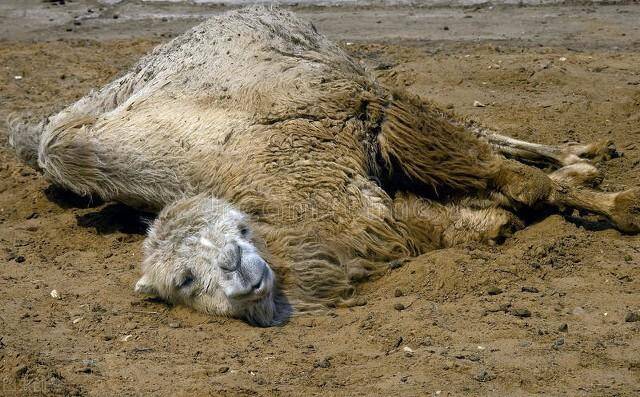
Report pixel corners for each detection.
[8,7,640,326]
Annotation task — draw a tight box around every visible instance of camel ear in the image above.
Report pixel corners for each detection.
[134,274,158,296]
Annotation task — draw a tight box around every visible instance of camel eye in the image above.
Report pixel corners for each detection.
[177,272,195,289]
[239,225,249,237]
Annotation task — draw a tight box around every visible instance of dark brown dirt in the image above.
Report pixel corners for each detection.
[1,3,639,396]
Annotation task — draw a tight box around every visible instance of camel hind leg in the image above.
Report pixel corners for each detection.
[375,95,636,233]
[469,124,618,167]
[494,160,640,233]
[375,92,501,196]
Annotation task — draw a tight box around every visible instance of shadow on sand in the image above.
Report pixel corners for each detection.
[44,186,153,235]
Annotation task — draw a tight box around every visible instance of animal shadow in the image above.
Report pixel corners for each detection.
[76,204,153,235]
[563,213,614,232]
[44,185,103,209]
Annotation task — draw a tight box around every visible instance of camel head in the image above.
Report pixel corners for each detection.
[134,194,282,326]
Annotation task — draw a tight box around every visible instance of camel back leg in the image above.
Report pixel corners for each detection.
[493,160,640,233]
[374,91,502,196]
[469,125,618,167]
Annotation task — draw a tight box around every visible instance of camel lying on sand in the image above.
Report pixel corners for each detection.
[9,7,638,326]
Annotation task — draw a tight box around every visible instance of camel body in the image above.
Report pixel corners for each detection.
[9,7,639,325]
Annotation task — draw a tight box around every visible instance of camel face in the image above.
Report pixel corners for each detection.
[134,196,278,326]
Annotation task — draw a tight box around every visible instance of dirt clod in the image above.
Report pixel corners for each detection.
[625,312,640,322]
[552,338,565,350]
[474,369,496,382]
[14,365,28,379]
[511,308,531,318]
[487,286,503,295]
[314,358,331,368]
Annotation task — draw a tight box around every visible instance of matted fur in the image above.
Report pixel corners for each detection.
[375,90,501,195]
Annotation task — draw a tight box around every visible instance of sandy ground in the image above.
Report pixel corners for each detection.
[1,1,640,396]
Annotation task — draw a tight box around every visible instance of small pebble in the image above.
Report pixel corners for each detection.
[218,366,230,373]
[473,100,486,107]
[314,358,331,368]
[394,288,403,297]
[487,286,502,295]
[394,303,405,311]
[521,286,539,293]
[558,323,568,332]
[15,256,25,263]
[625,311,639,322]
[552,338,565,350]
[420,338,433,347]
[468,353,481,362]
[168,322,181,328]
[354,297,367,306]
[403,346,414,357]
[14,365,28,379]
[50,289,61,299]
[511,308,531,317]
[474,369,495,382]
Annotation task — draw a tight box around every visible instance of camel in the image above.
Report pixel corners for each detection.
[8,7,639,326]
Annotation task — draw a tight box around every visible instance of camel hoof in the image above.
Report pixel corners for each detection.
[550,163,603,187]
[564,140,619,162]
[611,187,640,233]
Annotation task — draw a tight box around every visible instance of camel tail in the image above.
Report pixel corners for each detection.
[6,114,46,170]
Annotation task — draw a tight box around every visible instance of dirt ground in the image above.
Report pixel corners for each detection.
[1,1,639,396]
